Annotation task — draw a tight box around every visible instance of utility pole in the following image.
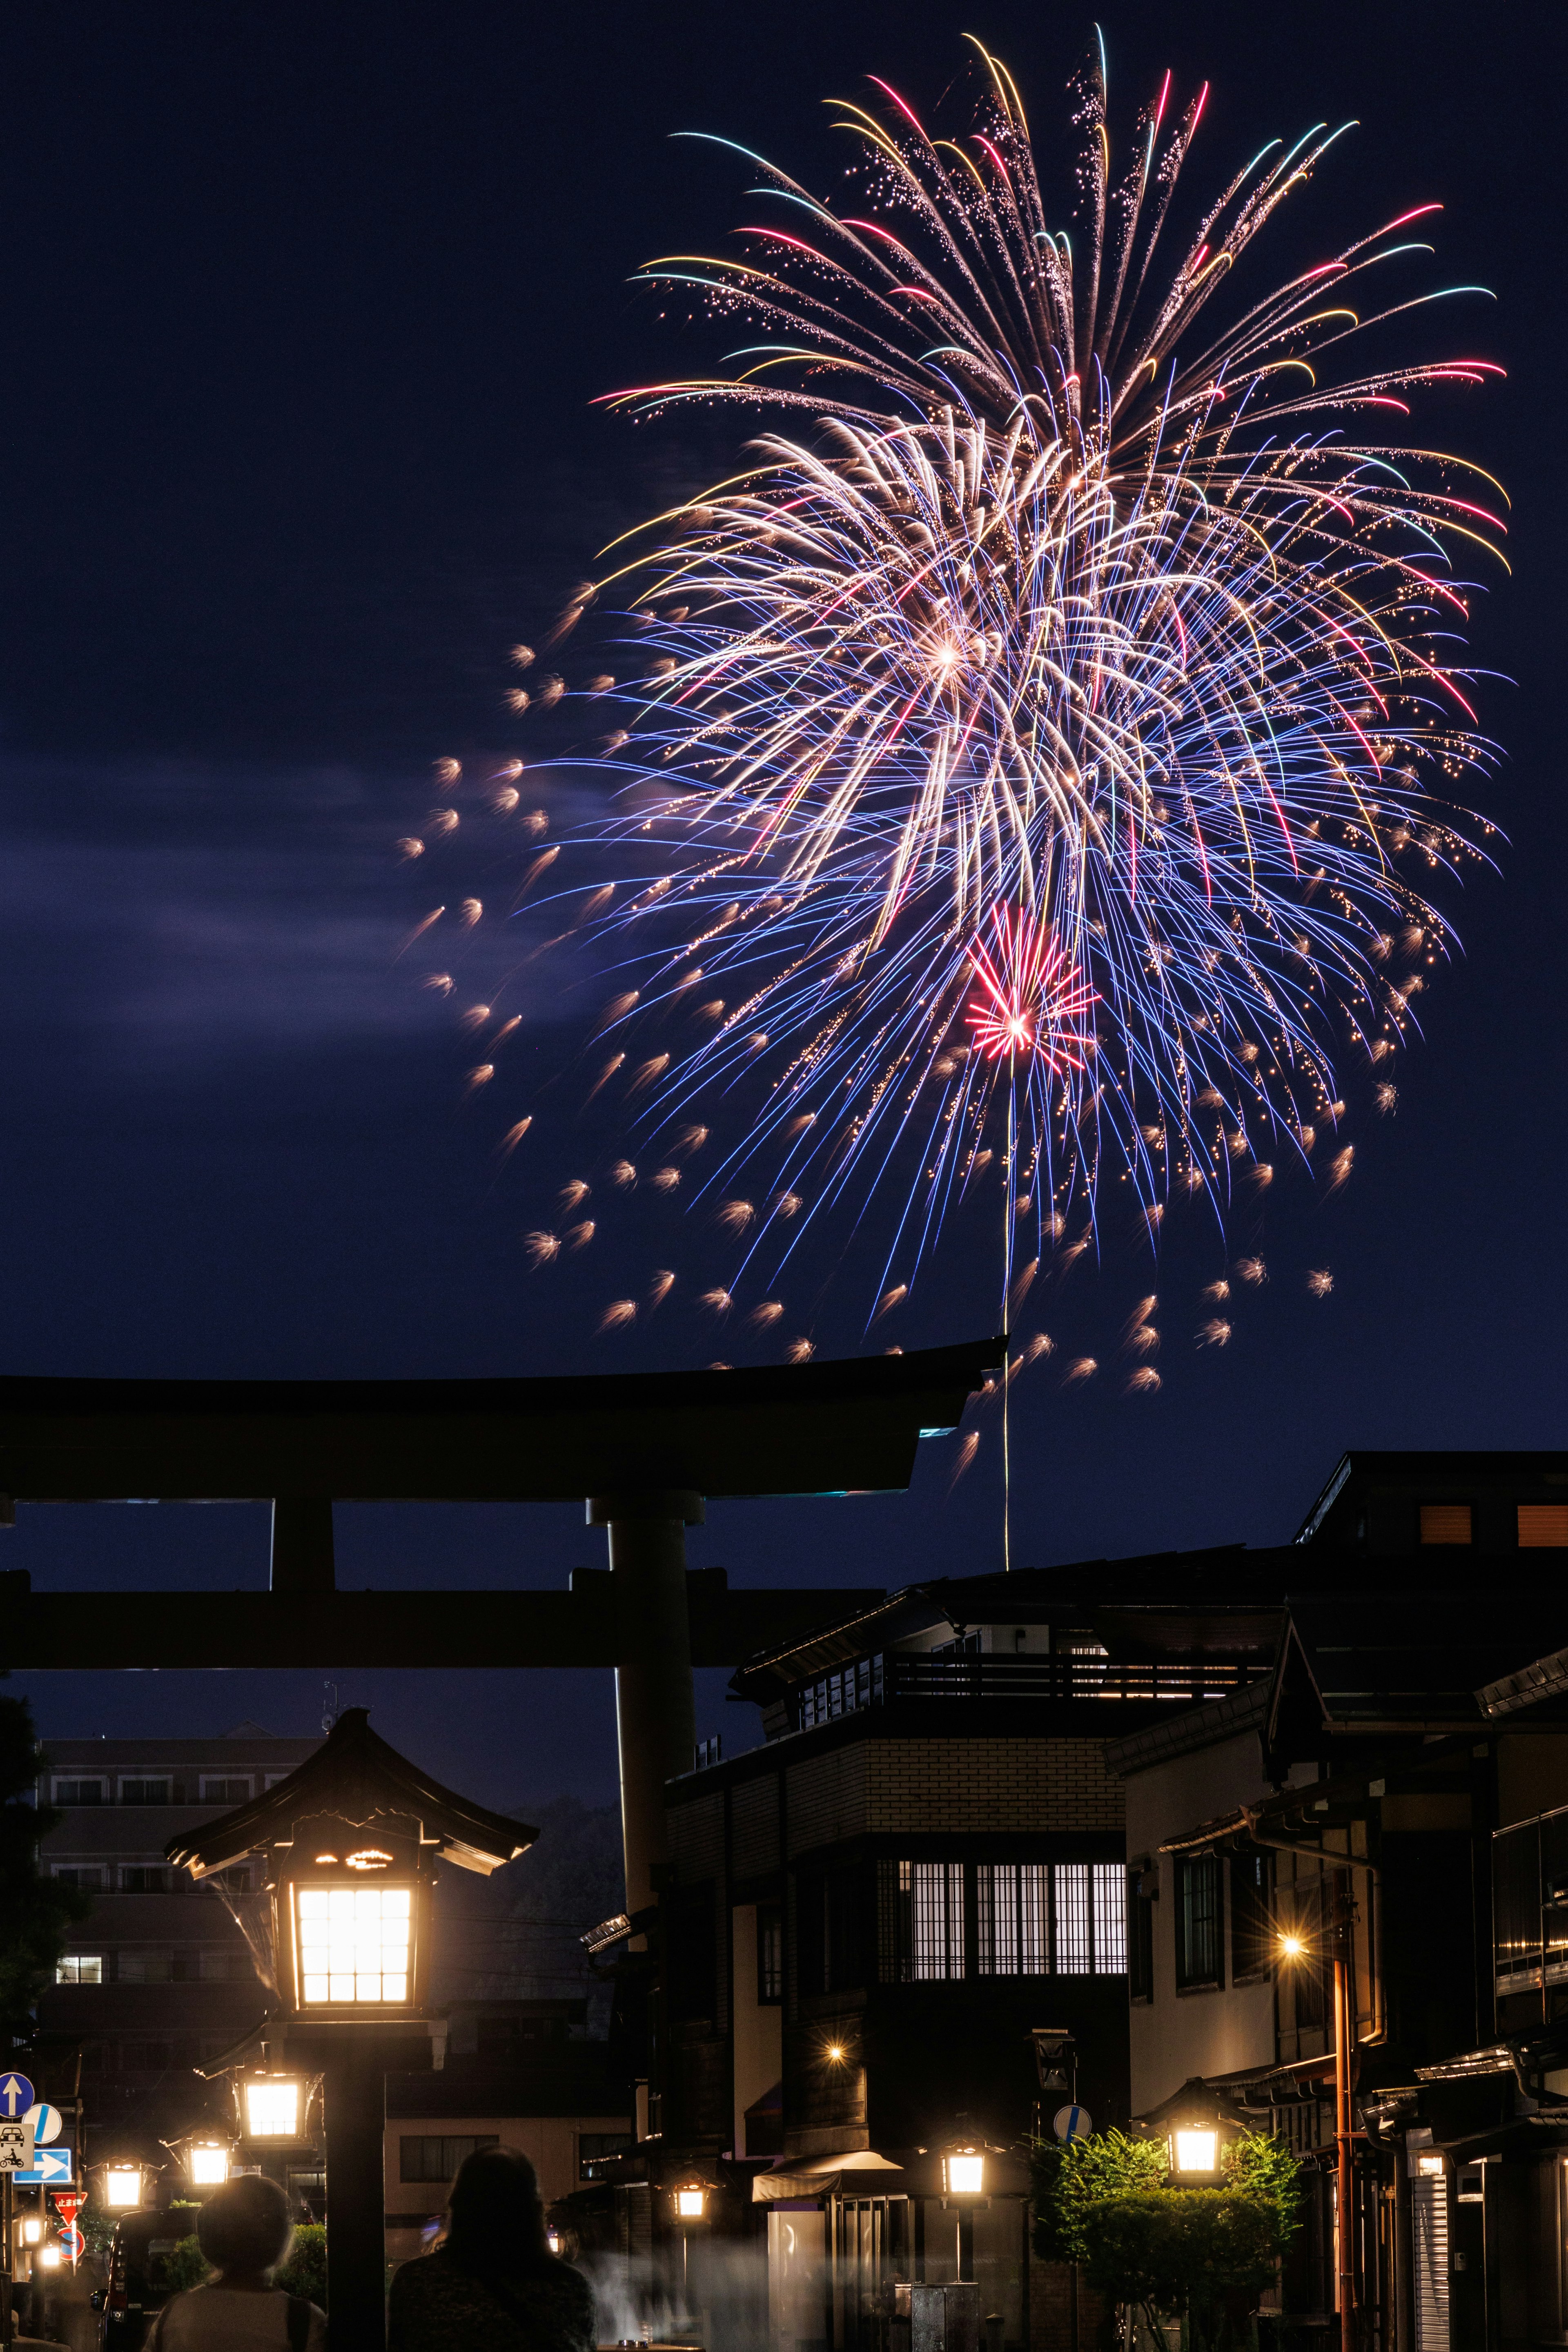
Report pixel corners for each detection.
[1332,1868,1355,2352]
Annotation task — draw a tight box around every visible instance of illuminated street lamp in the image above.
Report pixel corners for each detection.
[103,2168,144,2211]
[941,2145,987,2198]
[36,2245,60,2271]
[1170,2129,1219,2178]
[187,2143,232,2187]
[165,1707,531,2352]
[674,2187,706,2220]
[241,2077,307,2143]
[21,2221,40,2249]
[1278,1876,1356,2352]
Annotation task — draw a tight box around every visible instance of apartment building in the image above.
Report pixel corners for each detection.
[36,1723,321,2149]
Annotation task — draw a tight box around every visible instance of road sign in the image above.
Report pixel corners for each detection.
[23,2104,62,2145]
[0,2074,35,2119]
[1052,2103,1092,2143]
[16,2145,73,2187]
[59,2227,83,2264]
[50,2191,85,2221]
[0,2120,35,2173]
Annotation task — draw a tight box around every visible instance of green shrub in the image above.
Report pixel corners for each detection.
[276,2224,327,2308]
[150,2238,209,2295]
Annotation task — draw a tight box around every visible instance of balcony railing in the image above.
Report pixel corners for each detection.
[791,1650,1261,1732]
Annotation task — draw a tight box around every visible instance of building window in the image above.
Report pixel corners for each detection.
[977,1864,1048,1976]
[757,1902,783,2005]
[199,1949,252,1981]
[52,1780,105,1806]
[55,1956,102,1984]
[1177,1855,1223,1989]
[120,1866,171,1894]
[1419,1503,1472,1545]
[879,1861,966,1982]
[202,1778,252,1804]
[798,1866,866,1996]
[399,2135,499,2185]
[53,1866,102,1891]
[1519,1505,1568,1548]
[116,1951,172,1983]
[1129,1870,1155,2002]
[120,1779,170,1806]
[1230,1851,1273,1980]
[1091,1862,1127,1973]
[797,1656,884,1731]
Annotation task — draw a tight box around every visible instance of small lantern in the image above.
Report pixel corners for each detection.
[22,2219,41,2247]
[243,2076,306,2141]
[104,2167,144,2210]
[188,2143,231,2186]
[674,2185,706,2221]
[942,2144,987,2198]
[38,2245,61,2270]
[1170,2129,1219,2176]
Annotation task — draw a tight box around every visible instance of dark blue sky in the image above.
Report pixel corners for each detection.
[0,0,1559,1813]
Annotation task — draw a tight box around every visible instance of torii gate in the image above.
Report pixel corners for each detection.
[0,1339,996,1917]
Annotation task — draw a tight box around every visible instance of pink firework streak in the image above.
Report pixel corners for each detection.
[965,907,1096,1068]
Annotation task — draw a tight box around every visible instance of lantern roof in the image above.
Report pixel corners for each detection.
[165,1707,532,1879]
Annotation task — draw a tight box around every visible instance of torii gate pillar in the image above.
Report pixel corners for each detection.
[588,1488,704,1931]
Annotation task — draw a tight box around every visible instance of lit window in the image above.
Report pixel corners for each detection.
[1519,1505,1568,1548]
[55,1955,102,1984]
[295,1884,412,2003]
[1419,1503,1472,1545]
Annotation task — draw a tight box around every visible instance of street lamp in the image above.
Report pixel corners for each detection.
[21,2221,40,2248]
[675,2187,706,2220]
[165,1707,531,2352]
[103,2168,144,2210]
[1170,2129,1219,2177]
[36,2245,60,2271]
[187,2143,231,2187]
[243,2076,307,2142]
[941,2147,987,2198]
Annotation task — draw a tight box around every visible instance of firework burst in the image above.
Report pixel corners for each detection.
[405,37,1504,1334]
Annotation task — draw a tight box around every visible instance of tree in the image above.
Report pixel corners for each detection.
[0,1689,91,2034]
[1032,2129,1305,2352]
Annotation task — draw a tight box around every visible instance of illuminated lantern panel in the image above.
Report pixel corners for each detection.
[1172,2129,1218,2175]
[105,2169,143,2208]
[22,2220,41,2247]
[189,2145,229,2185]
[942,2150,986,2195]
[38,2246,60,2270]
[296,1885,412,2004]
[676,2189,705,2219]
[244,2080,303,2140]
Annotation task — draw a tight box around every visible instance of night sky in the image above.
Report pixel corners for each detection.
[0,0,1560,1818]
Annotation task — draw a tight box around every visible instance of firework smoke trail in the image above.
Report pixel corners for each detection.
[417,38,1505,1336]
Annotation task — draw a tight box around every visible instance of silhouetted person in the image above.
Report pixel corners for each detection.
[388,2147,594,2352]
[147,2176,325,2352]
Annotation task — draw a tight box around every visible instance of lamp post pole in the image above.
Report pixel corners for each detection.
[1332,1867,1355,2352]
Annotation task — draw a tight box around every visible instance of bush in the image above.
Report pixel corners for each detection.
[151,2238,209,2294]
[1078,2189,1285,2305]
[276,2225,327,2308]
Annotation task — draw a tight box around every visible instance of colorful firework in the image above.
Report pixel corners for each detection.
[404,37,1504,1336]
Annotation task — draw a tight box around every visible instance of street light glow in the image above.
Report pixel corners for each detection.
[945,2153,986,2195]
[104,2168,143,2209]
[1172,2130,1218,2175]
[295,1883,412,2003]
[676,2188,705,2219]
[37,2245,60,2270]
[243,2079,303,2139]
[1278,1932,1307,1960]
[189,2144,229,2185]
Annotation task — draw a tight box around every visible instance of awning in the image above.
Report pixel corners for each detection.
[752,2152,904,2203]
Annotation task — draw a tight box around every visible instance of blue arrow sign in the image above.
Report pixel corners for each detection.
[15,2145,72,2187]
[0,2076,34,2119]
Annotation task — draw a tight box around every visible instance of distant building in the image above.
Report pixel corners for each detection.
[36,1723,321,2147]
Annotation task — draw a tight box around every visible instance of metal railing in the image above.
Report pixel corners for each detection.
[792,1650,1260,1730]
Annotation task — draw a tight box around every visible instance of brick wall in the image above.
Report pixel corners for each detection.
[865,1740,1124,1835]
[731,1774,780,1879]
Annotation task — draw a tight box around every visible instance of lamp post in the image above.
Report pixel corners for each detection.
[165,1709,531,2352]
[101,2167,145,2212]
[1278,1879,1356,2352]
[671,2181,707,2316]
[941,2140,988,2280]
